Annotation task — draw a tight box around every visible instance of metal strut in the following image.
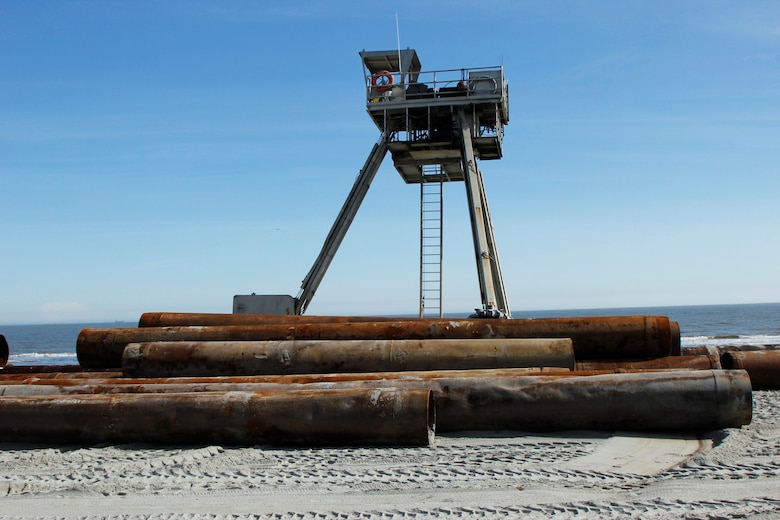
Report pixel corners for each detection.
[295,130,391,315]
[456,110,511,318]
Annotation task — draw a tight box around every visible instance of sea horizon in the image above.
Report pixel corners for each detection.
[2,300,779,327]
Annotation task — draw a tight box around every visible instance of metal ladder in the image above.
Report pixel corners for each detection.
[419,166,444,318]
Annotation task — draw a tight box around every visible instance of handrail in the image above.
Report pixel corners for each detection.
[365,66,506,104]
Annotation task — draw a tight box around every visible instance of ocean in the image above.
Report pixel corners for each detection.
[2,303,779,366]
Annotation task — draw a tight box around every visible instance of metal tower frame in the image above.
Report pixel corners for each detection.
[234,49,511,318]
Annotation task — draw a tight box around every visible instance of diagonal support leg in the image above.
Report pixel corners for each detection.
[295,130,391,314]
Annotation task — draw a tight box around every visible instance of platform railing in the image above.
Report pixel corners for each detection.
[365,66,506,105]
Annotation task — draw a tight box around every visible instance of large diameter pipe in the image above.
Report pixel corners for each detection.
[0,388,434,446]
[721,350,780,390]
[1,370,553,396]
[576,354,721,372]
[78,316,676,369]
[0,368,573,396]
[0,367,737,396]
[0,367,735,390]
[0,334,8,367]
[121,338,575,377]
[139,312,416,327]
[0,365,743,394]
[0,367,568,386]
[0,370,752,433]
[430,369,752,433]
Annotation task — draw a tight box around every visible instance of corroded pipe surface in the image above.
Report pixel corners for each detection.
[0,367,572,386]
[0,370,751,433]
[684,344,780,356]
[0,365,117,375]
[670,321,681,356]
[121,338,575,377]
[0,373,524,396]
[0,371,123,382]
[0,368,702,390]
[0,335,7,367]
[428,369,752,432]
[139,312,417,327]
[79,316,675,368]
[721,350,780,390]
[676,346,723,369]
[0,388,434,446]
[0,367,736,395]
[576,355,721,372]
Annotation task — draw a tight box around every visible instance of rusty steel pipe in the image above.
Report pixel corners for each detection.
[139,312,421,327]
[684,344,780,357]
[120,338,575,377]
[0,374,525,396]
[3,368,711,390]
[0,367,569,386]
[0,369,573,396]
[0,370,751,433]
[0,367,737,397]
[1,368,732,389]
[0,365,117,375]
[683,345,716,357]
[0,334,8,367]
[0,387,434,446]
[0,370,123,381]
[576,354,721,372]
[670,321,681,356]
[672,346,723,368]
[721,350,780,390]
[429,369,752,432]
[78,316,676,369]
[2,368,572,387]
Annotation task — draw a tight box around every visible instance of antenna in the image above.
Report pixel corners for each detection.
[396,14,402,81]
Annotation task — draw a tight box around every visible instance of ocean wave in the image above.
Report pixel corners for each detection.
[6,352,78,366]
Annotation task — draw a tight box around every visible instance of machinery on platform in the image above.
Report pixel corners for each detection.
[234,49,511,318]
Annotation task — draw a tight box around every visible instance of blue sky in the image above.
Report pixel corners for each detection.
[1,1,778,324]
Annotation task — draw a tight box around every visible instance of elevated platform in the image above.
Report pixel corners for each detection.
[360,50,509,184]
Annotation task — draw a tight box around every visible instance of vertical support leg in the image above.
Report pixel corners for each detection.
[456,110,511,318]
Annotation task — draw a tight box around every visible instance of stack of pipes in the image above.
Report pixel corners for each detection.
[2,312,774,447]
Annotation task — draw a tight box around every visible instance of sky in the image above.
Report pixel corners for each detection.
[1,1,779,324]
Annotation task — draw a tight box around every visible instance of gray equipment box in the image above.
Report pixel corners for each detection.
[233,294,296,315]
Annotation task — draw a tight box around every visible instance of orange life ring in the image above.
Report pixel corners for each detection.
[371,70,395,92]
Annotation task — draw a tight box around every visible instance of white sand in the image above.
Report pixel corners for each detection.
[1,391,779,519]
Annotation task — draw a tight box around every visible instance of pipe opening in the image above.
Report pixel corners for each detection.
[0,334,8,367]
[721,351,742,370]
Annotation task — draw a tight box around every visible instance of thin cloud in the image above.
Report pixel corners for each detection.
[41,302,86,322]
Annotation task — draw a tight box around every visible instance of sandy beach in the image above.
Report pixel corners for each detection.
[0,389,777,519]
